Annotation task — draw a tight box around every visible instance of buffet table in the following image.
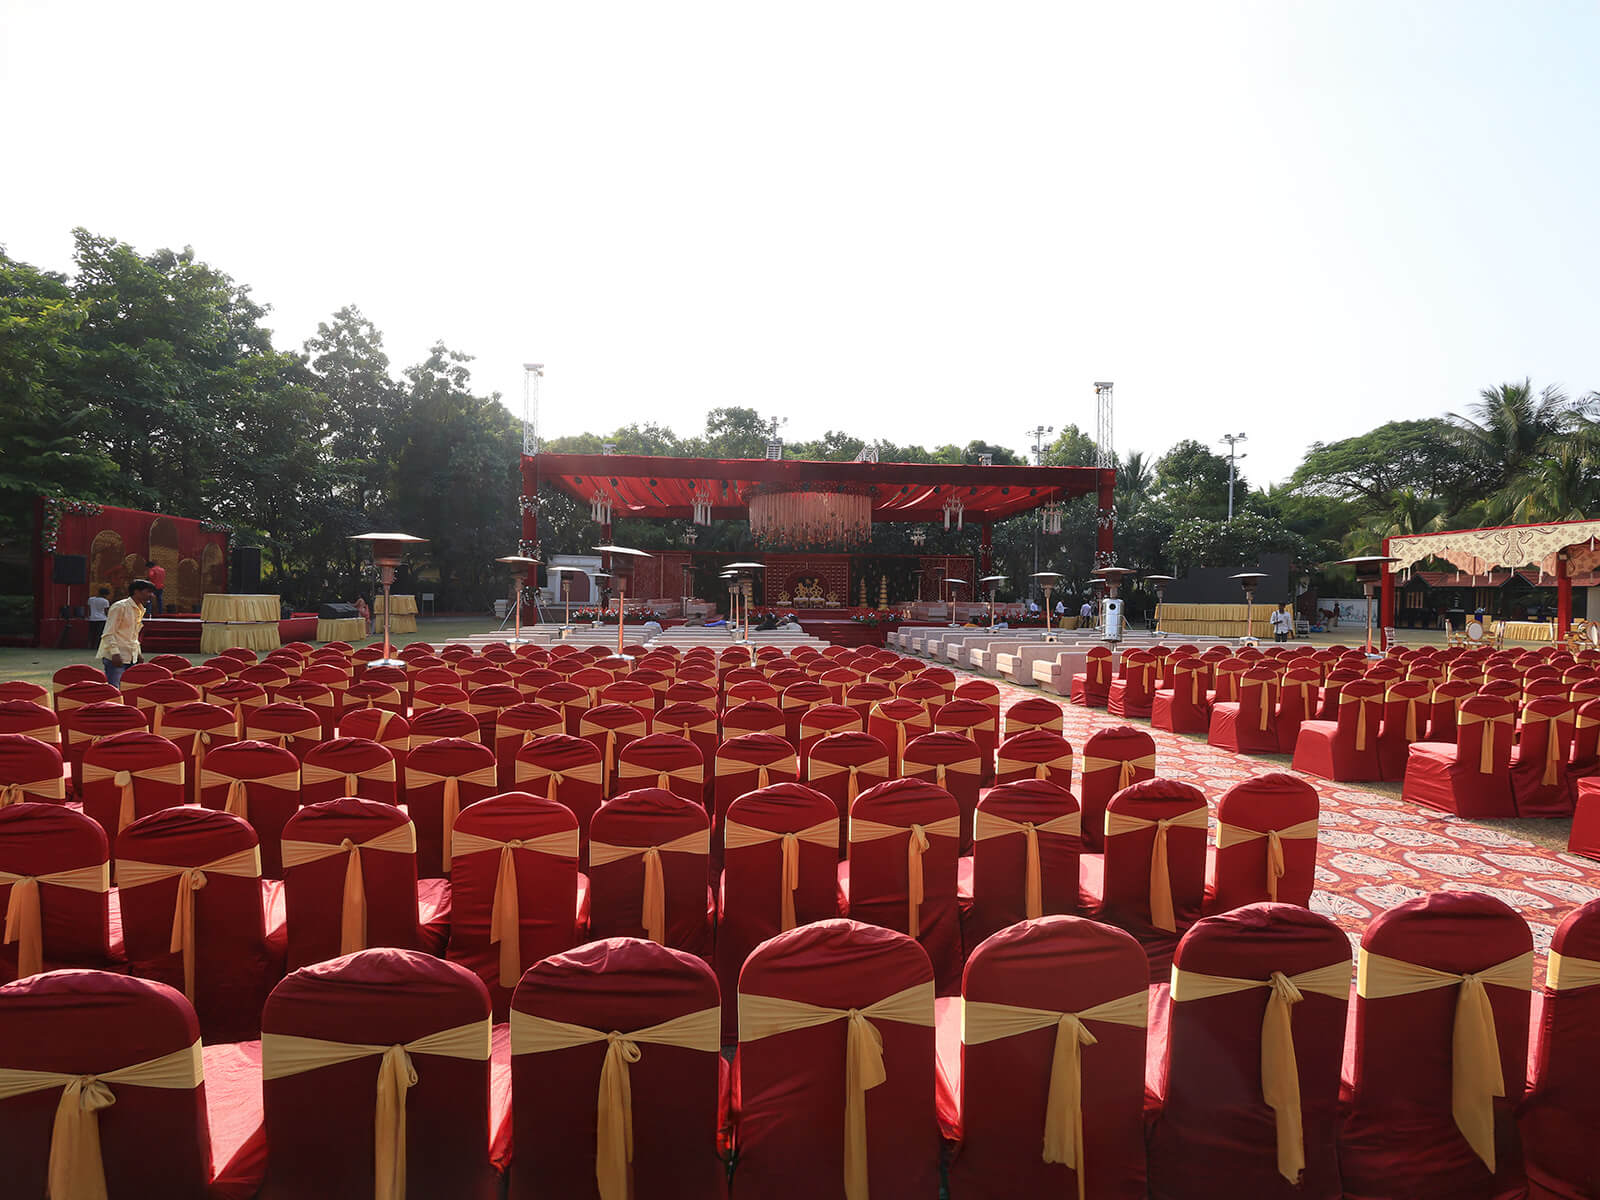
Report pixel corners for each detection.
[373,594,418,634]
[316,617,369,643]
[200,594,282,655]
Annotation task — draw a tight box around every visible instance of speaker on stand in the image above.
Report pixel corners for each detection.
[52,555,88,649]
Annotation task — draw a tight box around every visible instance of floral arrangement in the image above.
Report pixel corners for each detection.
[850,611,903,627]
[199,518,234,535]
[40,496,104,553]
[569,607,662,624]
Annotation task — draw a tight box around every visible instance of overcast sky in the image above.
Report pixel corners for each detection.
[4,1,1596,483]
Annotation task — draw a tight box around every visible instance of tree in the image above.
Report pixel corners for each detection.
[1041,426,1097,468]
[1153,440,1236,518]
[304,306,405,517]
[1164,512,1311,573]
[1290,418,1465,510]
[703,407,777,459]
[1448,379,1592,511]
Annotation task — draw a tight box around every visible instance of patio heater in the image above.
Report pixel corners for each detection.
[1031,571,1063,639]
[594,545,653,659]
[979,574,1008,628]
[720,571,739,636]
[1230,572,1270,645]
[1334,556,1398,655]
[544,565,585,635]
[1145,574,1176,633]
[495,555,539,645]
[1093,566,1137,643]
[942,578,968,627]
[727,562,766,642]
[349,532,427,668]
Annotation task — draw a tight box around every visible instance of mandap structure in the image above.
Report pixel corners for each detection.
[521,452,1115,607]
[1383,517,1600,645]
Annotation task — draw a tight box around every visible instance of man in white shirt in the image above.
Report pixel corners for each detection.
[97,579,154,687]
[87,587,111,651]
[1079,600,1094,626]
[1269,602,1293,642]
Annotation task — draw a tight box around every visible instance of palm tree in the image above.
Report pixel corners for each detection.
[1448,379,1587,499]
[1501,434,1600,524]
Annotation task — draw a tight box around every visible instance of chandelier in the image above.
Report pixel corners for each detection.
[690,490,712,525]
[910,528,927,547]
[747,482,874,550]
[589,493,613,524]
[942,494,964,531]
[1041,502,1063,535]
[683,528,698,546]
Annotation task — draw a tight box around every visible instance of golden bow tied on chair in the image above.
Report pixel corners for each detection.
[588,830,710,943]
[1456,710,1512,774]
[1080,754,1156,792]
[739,982,933,1200]
[280,824,417,956]
[1103,806,1208,932]
[1215,818,1319,901]
[808,756,889,805]
[511,1006,719,1200]
[2,863,110,979]
[0,775,66,807]
[962,990,1147,1200]
[517,759,605,803]
[1357,947,1533,1172]
[849,816,959,937]
[201,767,300,822]
[972,809,1082,919]
[1171,960,1350,1183]
[80,761,186,835]
[452,827,578,987]
[116,846,262,1002]
[406,764,497,870]
[723,819,838,930]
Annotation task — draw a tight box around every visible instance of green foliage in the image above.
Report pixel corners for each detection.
[1165,512,1312,572]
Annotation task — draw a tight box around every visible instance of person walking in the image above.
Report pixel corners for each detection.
[98,579,153,687]
[145,559,166,614]
[1269,602,1292,642]
[355,595,372,635]
[87,587,110,651]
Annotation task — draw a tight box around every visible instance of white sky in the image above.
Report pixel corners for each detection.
[4,1,1596,483]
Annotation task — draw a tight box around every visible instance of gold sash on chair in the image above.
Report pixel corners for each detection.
[1336,691,1381,752]
[807,755,889,806]
[962,990,1147,1200]
[262,1019,490,1200]
[868,704,928,765]
[1386,687,1434,744]
[1215,818,1320,901]
[302,758,397,798]
[0,774,66,806]
[723,818,838,930]
[1238,678,1277,730]
[168,724,236,782]
[0,1040,203,1200]
[802,714,864,743]
[715,752,799,792]
[200,766,300,822]
[740,981,934,1200]
[79,760,186,834]
[1282,679,1318,720]
[1171,960,1350,1182]
[579,716,649,794]
[1102,806,1209,933]
[1357,947,1534,1171]
[1172,666,1204,707]
[405,763,498,870]
[6,723,62,745]
[1079,754,1156,792]
[1456,709,1514,774]
[1546,950,1600,990]
[848,815,960,936]
[658,710,717,737]
[616,759,704,795]
[280,823,418,955]
[901,756,981,791]
[995,753,1072,783]
[506,721,561,750]
[1520,707,1575,786]
[587,829,711,943]
[517,758,605,804]
[116,846,263,1002]
[1,862,109,979]
[452,826,579,986]
[972,809,1082,918]
[510,1005,720,1200]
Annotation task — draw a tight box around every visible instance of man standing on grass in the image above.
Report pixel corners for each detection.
[98,579,153,687]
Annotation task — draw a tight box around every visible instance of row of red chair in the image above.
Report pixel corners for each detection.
[6,890,1595,1199]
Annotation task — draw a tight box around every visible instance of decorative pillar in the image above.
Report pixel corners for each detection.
[980,522,992,575]
[1558,552,1573,637]
[1094,470,1116,566]
[600,522,612,611]
[1379,537,1396,649]
[519,456,540,560]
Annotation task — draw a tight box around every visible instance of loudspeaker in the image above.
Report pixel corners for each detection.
[231,547,262,593]
[52,555,88,586]
[318,602,358,620]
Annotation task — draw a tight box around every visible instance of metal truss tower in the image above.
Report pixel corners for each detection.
[1094,381,1115,469]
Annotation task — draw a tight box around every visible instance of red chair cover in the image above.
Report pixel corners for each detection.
[509,937,726,1200]
[994,729,1074,791]
[599,679,655,723]
[735,920,941,1199]
[117,661,172,705]
[804,731,892,831]
[1005,696,1064,739]
[60,699,147,794]
[0,733,65,807]
[1151,657,1212,735]
[1148,903,1350,1200]
[1208,667,1280,754]
[1107,650,1159,719]
[1521,897,1600,1199]
[1401,694,1517,819]
[80,730,186,845]
[1341,891,1532,1200]
[131,678,202,736]
[465,682,523,748]
[410,704,481,750]
[1292,678,1384,781]
[280,800,447,968]
[656,701,720,805]
[447,791,582,1020]
[965,780,1081,947]
[260,949,504,1200]
[866,698,930,775]
[342,678,405,717]
[587,787,713,958]
[0,698,60,745]
[244,701,324,762]
[780,680,833,745]
[300,736,398,806]
[934,697,998,785]
[195,740,301,878]
[1375,679,1435,781]
[845,777,963,995]
[1207,773,1319,913]
[1071,647,1115,708]
[841,680,892,724]
[617,733,705,810]
[902,731,984,852]
[796,702,863,771]
[52,664,108,697]
[413,683,471,717]
[0,803,113,981]
[514,733,606,854]
[1078,726,1157,854]
[1098,778,1208,943]
[115,806,285,1041]
[405,738,499,878]
[335,707,411,795]
[1273,668,1321,753]
[1510,697,1577,818]
[664,681,718,713]
[489,701,563,789]
[948,916,1148,1200]
[0,969,222,1199]
[206,680,269,732]
[716,783,842,1037]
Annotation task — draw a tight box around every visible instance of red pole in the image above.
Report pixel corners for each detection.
[1379,537,1396,650]
[980,522,992,575]
[520,455,539,557]
[1558,553,1573,637]
[1095,470,1116,565]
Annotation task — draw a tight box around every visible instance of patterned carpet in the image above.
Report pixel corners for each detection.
[980,672,1600,963]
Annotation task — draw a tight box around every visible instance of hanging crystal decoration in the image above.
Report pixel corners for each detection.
[1040,502,1063,535]
[589,493,613,524]
[910,528,927,547]
[942,494,964,531]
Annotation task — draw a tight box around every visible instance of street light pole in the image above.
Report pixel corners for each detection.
[1220,432,1248,521]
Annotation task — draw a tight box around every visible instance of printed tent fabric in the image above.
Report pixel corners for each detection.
[0,803,113,982]
[1520,897,1600,1198]
[447,792,585,1021]
[0,969,235,1200]
[945,916,1150,1200]
[1206,774,1321,913]
[1340,891,1534,1200]
[114,806,286,1042]
[716,783,843,1039]
[259,949,506,1200]
[965,780,1083,948]
[1147,903,1351,1200]
[734,920,943,1200]
[587,787,714,959]
[196,740,302,879]
[404,738,500,879]
[508,937,727,1200]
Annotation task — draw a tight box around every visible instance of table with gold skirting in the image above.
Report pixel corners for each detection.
[1156,603,1286,639]
[200,593,282,656]
[1498,620,1556,643]
[373,594,418,634]
[316,617,369,644]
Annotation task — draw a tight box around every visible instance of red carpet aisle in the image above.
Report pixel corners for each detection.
[988,674,1600,962]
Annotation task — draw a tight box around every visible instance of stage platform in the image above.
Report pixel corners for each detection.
[439,623,831,652]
